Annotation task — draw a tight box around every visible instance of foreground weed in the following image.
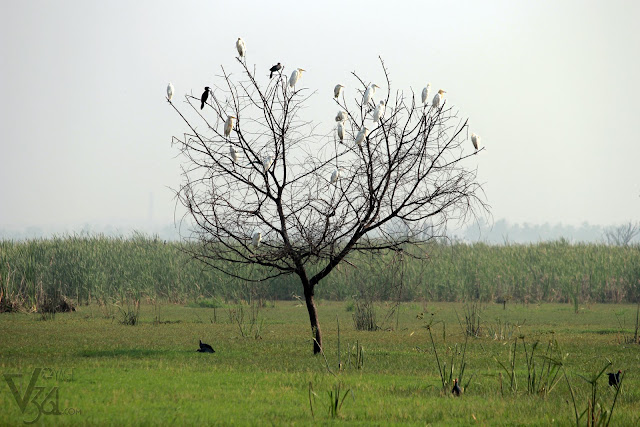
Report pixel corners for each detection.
[308,381,353,419]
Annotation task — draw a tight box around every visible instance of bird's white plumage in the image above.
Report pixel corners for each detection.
[289,68,305,88]
[432,89,446,108]
[236,38,246,57]
[373,100,385,122]
[262,155,274,172]
[335,111,347,122]
[355,127,369,147]
[334,84,344,99]
[421,83,431,104]
[167,83,174,101]
[471,133,480,150]
[363,84,379,106]
[252,232,261,247]
[330,168,341,184]
[229,145,238,162]
[225,116,236,137]
[337,122,344,142]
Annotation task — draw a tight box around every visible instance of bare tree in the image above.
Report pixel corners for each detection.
[604,222,640,246]
[168,56,488,354]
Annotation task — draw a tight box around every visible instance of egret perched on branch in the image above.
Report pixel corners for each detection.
[355,126,369,147]
[224,115,236,137]
[252,232,261,247]
[363,84,379,106]
[337,122,344,143]
[229,145,238,162]
[421,83,431,105]
[200,87,210,110]
[334,84,344,99]
[236,38,246,57]
[289,68,305,88]
[471,133,480,151]
[373,100,385,122]
[432,89,446,108]
[269,63,282,78]
[335,111,347,122]
[167,83,174,102]
[262,155,274,172]
[330,168,343,184]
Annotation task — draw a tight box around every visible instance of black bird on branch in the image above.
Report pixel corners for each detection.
[269,63,282,78]
[200,87,210,110]
[197,340,215,353]
[608,370,622,387]
[452,378,462,396]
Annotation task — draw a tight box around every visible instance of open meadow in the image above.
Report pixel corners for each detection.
[2,300,639,425]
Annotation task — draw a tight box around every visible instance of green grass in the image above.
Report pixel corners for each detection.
[2,237,640,310]
[2,301,639,425]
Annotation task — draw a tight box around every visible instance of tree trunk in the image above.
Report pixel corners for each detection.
[303,284,322,354]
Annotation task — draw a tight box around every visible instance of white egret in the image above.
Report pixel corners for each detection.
[229,145,238,162]
[236,38,246,57]
[337,122,344,143]
[334,84,344,99]
[330,168,342,184]
[262,155,274,172]
[373,100,385,122]
[224,115,236,137]
[432,89,446,108]
[289,68,305,88]
[335,111,347,122]
[421,83,431,104]
[252,232,261,247]
[363,84,379,106]
[355,126,369,147]
[471,133,480,150]
[167,83,174,101]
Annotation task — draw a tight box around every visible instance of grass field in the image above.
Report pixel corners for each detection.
[2,301,639,425]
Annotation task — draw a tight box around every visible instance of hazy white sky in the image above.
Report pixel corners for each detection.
[1,0,639,234]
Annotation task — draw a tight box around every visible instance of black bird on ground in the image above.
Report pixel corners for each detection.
[200,87,210,110]
[608,370,622,387]
[197,340,215,353]
[452,378,462,396]
[269,63,282,78]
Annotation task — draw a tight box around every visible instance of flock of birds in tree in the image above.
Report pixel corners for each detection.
[166,38,485,250]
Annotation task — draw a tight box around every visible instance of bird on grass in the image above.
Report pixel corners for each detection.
[197,340,215,353]
[269,63,282,78]
[236,37,246,57]
[471,133,480,150]
[608,370,622,387]
[452,378,462,396]
[167,83,174,102]
[200,87,210,110]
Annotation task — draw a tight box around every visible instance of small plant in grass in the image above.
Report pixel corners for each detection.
[307,381,353,419]
[227,301,264,339]
[425,320,474,395]
[486,318,524,341]
[564,360,625,426]
[456,301,483,337]
[115,292,140,326]
[353,298,377,331]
